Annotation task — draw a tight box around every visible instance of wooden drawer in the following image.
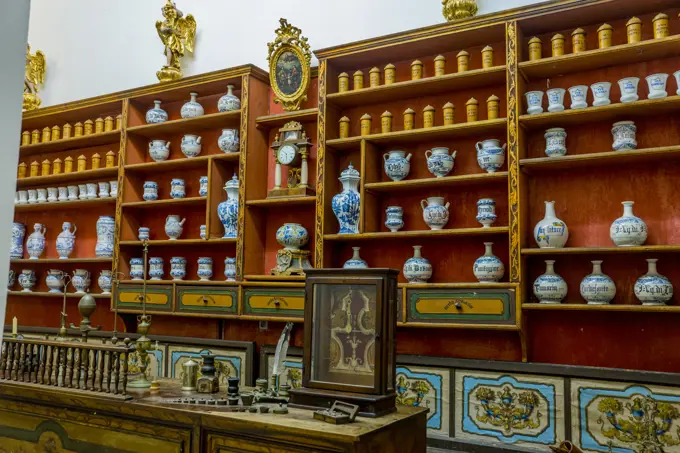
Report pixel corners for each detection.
[405,288,516,325]
[206,433,344,453]
[242,287,305,318]
[177,286,237,314]
[116,284,173,312]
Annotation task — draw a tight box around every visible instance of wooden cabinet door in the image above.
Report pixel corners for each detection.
[206,432,344,453]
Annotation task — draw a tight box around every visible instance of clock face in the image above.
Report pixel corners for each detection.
[278,143,298,165]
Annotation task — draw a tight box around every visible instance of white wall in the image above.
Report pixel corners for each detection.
[28,0,544,107]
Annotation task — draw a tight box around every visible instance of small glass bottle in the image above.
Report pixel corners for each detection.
[104,116,114,132]
[369,67,380,87]
[457,50,470,72]
[91,153,101,170]
[442,102,455,126]
[106,150,116,168]
[551,34,565,57]
[466,98,479,122]
[338,72,349,93]
[434,55,446,76]
[338,116,350,139]
[626,17,642,44]
[403,108,415,130]
[528,37,543,61]
[353,70,364,90]
[384,64,396,85]
[411,60,423,80]
[360,113,372,136]
[51,125,61,141]
[422,105,435,128]
[53,158,62,175]
[380,111,392,134]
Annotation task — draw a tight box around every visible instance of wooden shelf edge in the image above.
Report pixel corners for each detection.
[126,110,241,135]
[121,197,206,208]
[124,153,239,171]
[8,290,110,299]
[521,245,680,255]
[324,227,509,241]
[520,146,680,171]
[14,198,116,211]
[365,172,508,192]
[397,322,519,331]
[16,167,119,188]
[19,130,121,156]
[246,196,317,207]
[10,258,112,263]
[523,303,680,312]
[398,282,517,289]
[255,108,319,128]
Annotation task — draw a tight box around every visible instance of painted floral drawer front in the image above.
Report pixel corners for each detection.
[242,288,305,318]
[176,286,237,314]
[117,284,173,311]
[406,289,515,325]
[396,365,451,437]
[168,345,247,385]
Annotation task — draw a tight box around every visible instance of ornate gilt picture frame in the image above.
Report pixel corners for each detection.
[267,18,311,111]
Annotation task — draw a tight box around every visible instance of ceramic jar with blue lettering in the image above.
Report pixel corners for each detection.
[476,198,497,228]
[568,85,588,109]
[276,223,309,249]
[425,147,456,178]
[525,91,544,114]
[149,257,164,280]
[534,201,569,249]
[98,270,112,295]
[26,223,46,259]
[165,215,186,240]
[533,260,567,303]
[180,134,202,158]
[143,181,158,201]
[197,257,213,281]
[332,164,361,234]
[170,257,187,281]
[130,258,144,280]
[343,247,368,269]
[546,88,566,112]
[580,260,616,304]
[385,206,404,232]
[646,74,669,99]
[217,175,239,238]
[635,259,673,305]
[180,92,204,118]
[18,269,36,292]
[71,269,90,293]
[224,257,237,281]
[170,178,186,199]
[46,269,65,293]
[199,176,208,196]
[610,201,647,246]
[590,82,612,107]
[618,77,640,103]
[383,150,411,181]
[95,216,115,257]
[145,100,168,124]
[218,85,241,112]
[421,197,449,230]
[56,222,77,259]
[138,227,150,241]
[148,140,170,162]
[545,128,567,157]
[473,242,505,283]
[611,121,637,150]
[476,139,506,173]
[403,246,432,283]
[218,129,240,153]
[10,222,25,259]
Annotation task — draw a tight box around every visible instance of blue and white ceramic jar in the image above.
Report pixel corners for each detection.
[180,134,202,158]
[7,270,15,289]
[618,77,640,103]
[149,257,164,280]
[425,147,456,178]
[610,201,647,246]
[130,258,144,280]
[421,197,450,230]
[170,178,186,199]
[71,269,90,293]
[385,206,404,232]
[546,88,566,113]
[383,150,412,181]
[143,181,159,201]
[343,247,368,269]
[199,176,208,197]
[534,201,568,249]
[580,261,616,304]
[403,246,432,283]
[200,225,207,239]
[170,257,187,281]
[473,242,505,283]
[646,73,668,99]
[98,270,112,295]
[276,223,309,250]
[197,257,213,281]
[145,100,168,124]
[611,121,637,151]
[635,259,673,305]
[148,139,170,162]
[138,227,150,241]
[217,175,239,238]
[180,92,204,118]
[224,257,237,281]
[525,91,544,115]
[476,139,506,173]
[590,82,612,107]
[544,128,567,157]
[476,198,497,228]
[218,85,241,112]
[218,129,240,153]
[568,85,588,109]
[46,269,65,293]
[18,269,36,292]
[165,215,186,240]
[95,216,115,257]
[533,260,568,304]
[10,222,25,259]
[331,164,361,234]
[26,223,46,259]
[56,222,77,259]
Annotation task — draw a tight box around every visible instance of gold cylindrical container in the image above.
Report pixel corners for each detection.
[51,125,61,141]
[487,95,500,120]
[115,114,122,130]
[422,105,435,128]
[338,72,349,93]
[95,117,104,134]
[77,155,87,172]
[63,123,72,139]
[353,70,364,90]
[41,159,51,176]
[74,122,83,137]
[384,64,396,85]
[91,153,101,170]
[442,102,455,126]
[17,163,27,179]
[653,13,669,39]
[380,111,393,134]
[106,150,116,168]
[466,98,479,122]
[626,17,642,44]
[482,46,494,68]
[181,358,199,391]
[403,108,415,130]
[360,113,372,136]
[64,156,73,173]
[572,28,587,53]
[104,116,114,132]
[411,60,423,80]
[434,55,446,76]
[21,131,30,146]
[84,119,94,136]
[30,161,39,177]
[457,50,470,72]
[597,24,613,49]
[41,127,51,143]
[528,37,543,61]
[31,129,40,144]
[369,67,380,87]
[551,34,565,57]
[53,158,62,175]
[338,116,351,139]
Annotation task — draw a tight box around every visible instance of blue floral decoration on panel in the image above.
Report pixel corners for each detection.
[396,366,443,430]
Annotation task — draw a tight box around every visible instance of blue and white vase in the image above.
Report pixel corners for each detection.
[473,242,505,283]
[180,92,204,118]
[533,260,567,304]
[199,176,208,197]
[224,257,237,281]
[145,100,168,124]
[149,257,164,280]
[218,129,240,153]
[544,128,567,157]
[580,260,616,305]
[95,216,115,257]
[217,175,239,238]
[534,201,568,249]
[170,178,186,199]
[403,246,432,283]
[130,258,144,280]
[200,225,207,239]
[276,223,309,249]
[170,257,187,281]
[568,85,588,109]
[197,257,213,281]
[425,147,456,178]
[56,222,76,259]
[546,88,566,113]
[383,150,411,181]
[476,198,497,228]
[476,139,506,173]
[138,227,150,241]
[611,121,637,151]
[46,269,65,293]
[525,91,544,114]
[331,164,361,234]
[590,82,612,107]
[618,77,640,103]
[10,222,25,259]
[635,259,673,305]
[143,181,158,201]
[148,140,170,162]
[421,197,450,230]
[610,201,647,247]
[71,269,90,293]
[385,206,404,232]
[343,247,368,268]
[181,134,202,158]
[165,215,186,240]
[26,223,46,259]
[98,270,112,295]
[218,85,241,112]
[646,73,668,99]
[18,269,36,292]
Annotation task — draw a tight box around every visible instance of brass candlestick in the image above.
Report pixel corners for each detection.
[55,273,72,341]
[111,272,126,345]
[69,291,102,343]
[129,240,153,389]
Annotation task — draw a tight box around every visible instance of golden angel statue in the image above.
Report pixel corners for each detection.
[24,43,46,111]
[155,0,196,82]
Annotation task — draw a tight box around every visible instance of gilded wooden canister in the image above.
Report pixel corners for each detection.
[30,161,39,177]
[31,129,40,144]
[551,34,565,57]
[338,72,349,93]
[21,131,30,146]
[422,105,435,128]
[380,111,393,134]
[91,153,101,170]
[53,158,62,175]
[466,98,479,122]
[442,102,455,126]
[41,159,51,176]
[17,162,27,179]
[77,155,87,172]
[63,123,72,139]
[84,119,94,136]
[64,156,73,173]
[434,55,446,76]
[360,113,372,136]
[106,150,116,168]
[369,67,380,87]
[41,127,51,143]
[339,116,351,139]
[457,50,469,72]
[353,70,364,90]
[528,37,543,61]
[482,46,494,68]
[403,108,415,130]
[74,122,83,137]
[626,17,642,44]
[51,125,61,141]
[104,116,114,132]
[572,28,586,53]
[486,95,500,120]
[653,13,669,39]
[115,114,123,130]
[182,359,199,391]
[384,64,396,85]
[411,60,423,80]
[597,24,613,49]
[95,117,104,134]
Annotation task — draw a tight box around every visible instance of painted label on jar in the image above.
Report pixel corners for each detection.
[552,40,564,56]
[654,22,669,38]
[338,77,349,92]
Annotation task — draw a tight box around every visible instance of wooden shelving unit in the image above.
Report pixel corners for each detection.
[245,196,316,207]
[7,291,111,299]
[121,197,206,209]
[19,130,121,156]
[522,303,680,312]
[126,110,241,136]
[520,146,680,172]
[522,245,680,255]
[324,227,509,241]
[16,167,118,188]
[10,258,112,264]
[364,172,507,192]
[14,198,116,212]
[255,108,318,129]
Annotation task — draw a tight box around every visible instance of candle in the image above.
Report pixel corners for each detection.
[12,317,17,335]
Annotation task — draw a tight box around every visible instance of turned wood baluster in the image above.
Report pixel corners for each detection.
[52,346,60,386]
[56,346,64,387]
[121,350,129,395]
[82,349,89,390]
[96,350,104,391]
[12,344,20,381]
[6,344,14,381]
[65,347,74,388]
[37,345,45,384]
[88,350,96,390]
[72,347,81,388]
[113,352,120,394]
[26,344,34,382]
[105,351,112,393]
[0,343,6,379]
[45,345,54,385]
[17,344,25,382]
